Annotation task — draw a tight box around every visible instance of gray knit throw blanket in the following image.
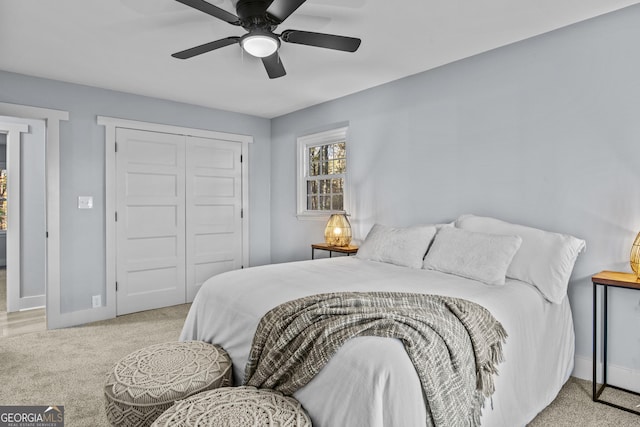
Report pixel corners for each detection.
[244,292,507,427]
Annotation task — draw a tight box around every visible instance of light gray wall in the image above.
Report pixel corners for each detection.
[271,5,640,371]
[0,70,271,314]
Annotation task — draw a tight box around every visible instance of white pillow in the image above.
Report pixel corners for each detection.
[356,224,437,269]
[455,214,586,303]
[423,227,522,285]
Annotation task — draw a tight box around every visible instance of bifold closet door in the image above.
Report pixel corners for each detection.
[115,128,186,315]
[115,129,244,314]
[185,136,242,302]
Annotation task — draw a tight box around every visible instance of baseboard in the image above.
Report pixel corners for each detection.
[18,294,45,311]
[573,354,640,394]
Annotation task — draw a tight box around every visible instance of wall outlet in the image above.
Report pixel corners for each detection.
[92,295,101,308]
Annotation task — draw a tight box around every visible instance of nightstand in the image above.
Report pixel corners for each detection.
[592,270,640,415]
[311,243,358,260]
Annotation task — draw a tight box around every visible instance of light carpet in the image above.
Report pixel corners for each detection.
[0,304,189,426]
[1,303,640,426]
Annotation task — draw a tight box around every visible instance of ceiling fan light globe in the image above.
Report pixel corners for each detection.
[241,34,279,57]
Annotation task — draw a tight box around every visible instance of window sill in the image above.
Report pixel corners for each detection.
[296,212,334,221]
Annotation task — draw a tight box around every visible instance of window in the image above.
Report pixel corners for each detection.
[297,127,348,218]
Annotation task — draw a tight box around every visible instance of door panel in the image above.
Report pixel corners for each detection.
[194,176,235,197]
[127,266,180,295]
[186,136,242,302]
[116,128,186,315]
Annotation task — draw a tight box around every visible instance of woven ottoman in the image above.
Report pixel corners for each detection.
[104,341,232,427]
[151,386,312,427]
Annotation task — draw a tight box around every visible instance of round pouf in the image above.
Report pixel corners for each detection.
[151,386,312,427]
[104,341,232,427]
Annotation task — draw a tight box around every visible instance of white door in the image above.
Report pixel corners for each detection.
[186,136,243,301]
[116,128,186,315]
[115,129,244,314]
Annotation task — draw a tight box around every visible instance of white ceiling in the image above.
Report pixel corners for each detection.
[1,0,639,118]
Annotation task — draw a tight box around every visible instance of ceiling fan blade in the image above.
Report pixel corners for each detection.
[266,0,307,23]
[174,0,240,25]
[172,37,240,59]
[281,30,361,52]
[262,53,286,79]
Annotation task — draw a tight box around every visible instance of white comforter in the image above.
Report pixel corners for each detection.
[180,257,574,427]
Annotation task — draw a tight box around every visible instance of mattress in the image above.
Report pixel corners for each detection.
[180,257,574,426]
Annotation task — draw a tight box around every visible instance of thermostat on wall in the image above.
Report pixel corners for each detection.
[78,196,93,209]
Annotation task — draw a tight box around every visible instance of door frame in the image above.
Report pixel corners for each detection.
[0,102,69,328]
[98,116,252,317]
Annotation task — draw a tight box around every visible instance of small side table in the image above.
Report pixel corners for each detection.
[592,270,640,416]
[311,243,358,260]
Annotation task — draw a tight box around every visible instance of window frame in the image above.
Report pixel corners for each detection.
[296,126,349,219]
[0,165,6,233]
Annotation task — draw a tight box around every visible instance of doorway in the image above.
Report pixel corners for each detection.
[0,118,46,336]
[0,117,47,313]
[0,102,68,330]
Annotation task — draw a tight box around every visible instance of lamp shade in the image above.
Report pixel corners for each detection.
[241,33,279,58]
[324,213,352,247]
[631,231,640,278]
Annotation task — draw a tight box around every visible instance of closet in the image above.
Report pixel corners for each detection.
[115,128,243,315]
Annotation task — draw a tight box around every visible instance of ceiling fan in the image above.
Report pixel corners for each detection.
[172,0,362,79]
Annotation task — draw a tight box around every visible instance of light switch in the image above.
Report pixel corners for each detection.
[78,196,93,209]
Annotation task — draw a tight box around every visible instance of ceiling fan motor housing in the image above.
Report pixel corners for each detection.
[237,0,279,26]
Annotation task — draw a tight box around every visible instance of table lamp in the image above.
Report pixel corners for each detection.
[324,213,352,247]
[631,231,640,279]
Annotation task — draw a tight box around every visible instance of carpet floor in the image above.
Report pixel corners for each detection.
[1,303,639,426]
[0,304,190,426]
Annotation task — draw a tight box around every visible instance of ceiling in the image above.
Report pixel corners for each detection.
[1,0,639,118]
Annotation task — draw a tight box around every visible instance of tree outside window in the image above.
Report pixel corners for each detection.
[306,142,346,211]
[0,169,6,231]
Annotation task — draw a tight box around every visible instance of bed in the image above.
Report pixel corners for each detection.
[180,214,585,426]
